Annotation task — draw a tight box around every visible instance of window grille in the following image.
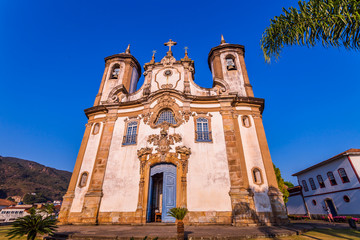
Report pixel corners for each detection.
[317,175,325,188]
[156,110,177,125]
[309,178,316,190]
[327,172,337,185]
[196,118,212,142]
[123,121,138,145]
[338,168,350,183]
[302,180,309,192]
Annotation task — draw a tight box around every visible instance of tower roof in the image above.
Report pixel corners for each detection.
[207,43,245,70]
[104,53,141,75]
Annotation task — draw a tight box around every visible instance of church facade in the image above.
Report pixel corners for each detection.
[59,37,288,226]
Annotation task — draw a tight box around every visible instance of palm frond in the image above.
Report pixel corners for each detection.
[167,207,188,220]
[261,0,360,62]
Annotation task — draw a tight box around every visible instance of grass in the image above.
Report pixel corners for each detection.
[0,225,42,240]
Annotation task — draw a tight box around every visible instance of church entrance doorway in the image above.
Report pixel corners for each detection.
[147,163,176,223]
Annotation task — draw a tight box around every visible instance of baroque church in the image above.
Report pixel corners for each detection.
[59,37,288,226]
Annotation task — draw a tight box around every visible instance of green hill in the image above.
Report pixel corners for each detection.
[0,156,72,202]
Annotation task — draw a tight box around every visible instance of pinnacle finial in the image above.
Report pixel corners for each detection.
[125,44,131,54]
[221,34,226,44]
[150,50,156,63]
[184,47,188,57]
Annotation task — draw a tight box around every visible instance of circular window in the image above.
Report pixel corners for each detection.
[164,70,172,76]
[312,200,317,206]
[343,195,350,202]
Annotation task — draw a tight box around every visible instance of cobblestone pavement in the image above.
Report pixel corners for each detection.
[46,221,353,239]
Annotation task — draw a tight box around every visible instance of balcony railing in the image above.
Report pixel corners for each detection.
[195,131,212,142]
[122,134,137,145]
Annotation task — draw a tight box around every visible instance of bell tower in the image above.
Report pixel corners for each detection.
[94,45,141,106]
[208,35,254,97]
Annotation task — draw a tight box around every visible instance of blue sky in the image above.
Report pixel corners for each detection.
[0,0,359,184]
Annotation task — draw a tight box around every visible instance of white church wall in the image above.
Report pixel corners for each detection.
[129,67,139,93]
[238,115,272,212]
[220,52,246,97]
[186,112,232,211]
[100,62,125,102]
[150,66,184,93]
[70,123,103,212]
[286,195,307,215]
[99,117,141,212]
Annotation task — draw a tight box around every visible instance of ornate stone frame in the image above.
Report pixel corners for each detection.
[122,117,140,146]
[78,171,89,188]
[251,167,264,186]
[193,112,213,143]
[241,115,251,128]
[92,123,101,135]
[154,67,182,90]
[148,95,184,129]
[135,147,191,223]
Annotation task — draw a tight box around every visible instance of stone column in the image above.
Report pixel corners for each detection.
[219,101,257,226]
[176,146,191,208]
[58,121,93,224]
[81,110,118,224]
[252,112,288,224]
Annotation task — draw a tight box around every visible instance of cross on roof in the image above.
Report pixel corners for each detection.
[164,39,177,53]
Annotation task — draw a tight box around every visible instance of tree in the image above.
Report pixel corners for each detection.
[273,164,290,203]
[7,208,57,240]
[167,207,188,240]
[261,0,360,62]
[284,181,295,189]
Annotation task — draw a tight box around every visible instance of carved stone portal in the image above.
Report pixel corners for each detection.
[135,128,191,223]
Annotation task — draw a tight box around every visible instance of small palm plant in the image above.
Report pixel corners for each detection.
[7,208,58,240]
[168,207,188,240]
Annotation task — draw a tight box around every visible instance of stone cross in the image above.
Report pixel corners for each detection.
[164,39,177,53]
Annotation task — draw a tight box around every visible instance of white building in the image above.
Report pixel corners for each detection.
[59,37,288,226]
[287,149,360,217]
[0,205,32,223]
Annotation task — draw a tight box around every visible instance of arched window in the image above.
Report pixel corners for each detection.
[317,175,325,188]
[309,178,316,190]
[225,55,236,70]
[252,168,263,184]
[156,110,177,125]
[110,64,120,79]
[242,115,251,128]
[79,172,88,188]
[123,121,138,145]
[302,180,309,192]
[338,168,350,183]
[196,118,211,142]
[327,172,337,186]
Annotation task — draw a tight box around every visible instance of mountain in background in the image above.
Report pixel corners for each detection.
[0,156,72,202]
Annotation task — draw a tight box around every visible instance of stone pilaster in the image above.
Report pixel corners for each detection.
[219,101,257,226]
[58,121,93,224]
[252,112,289,224]
[81,110,118,224]
[94,63,110,106]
